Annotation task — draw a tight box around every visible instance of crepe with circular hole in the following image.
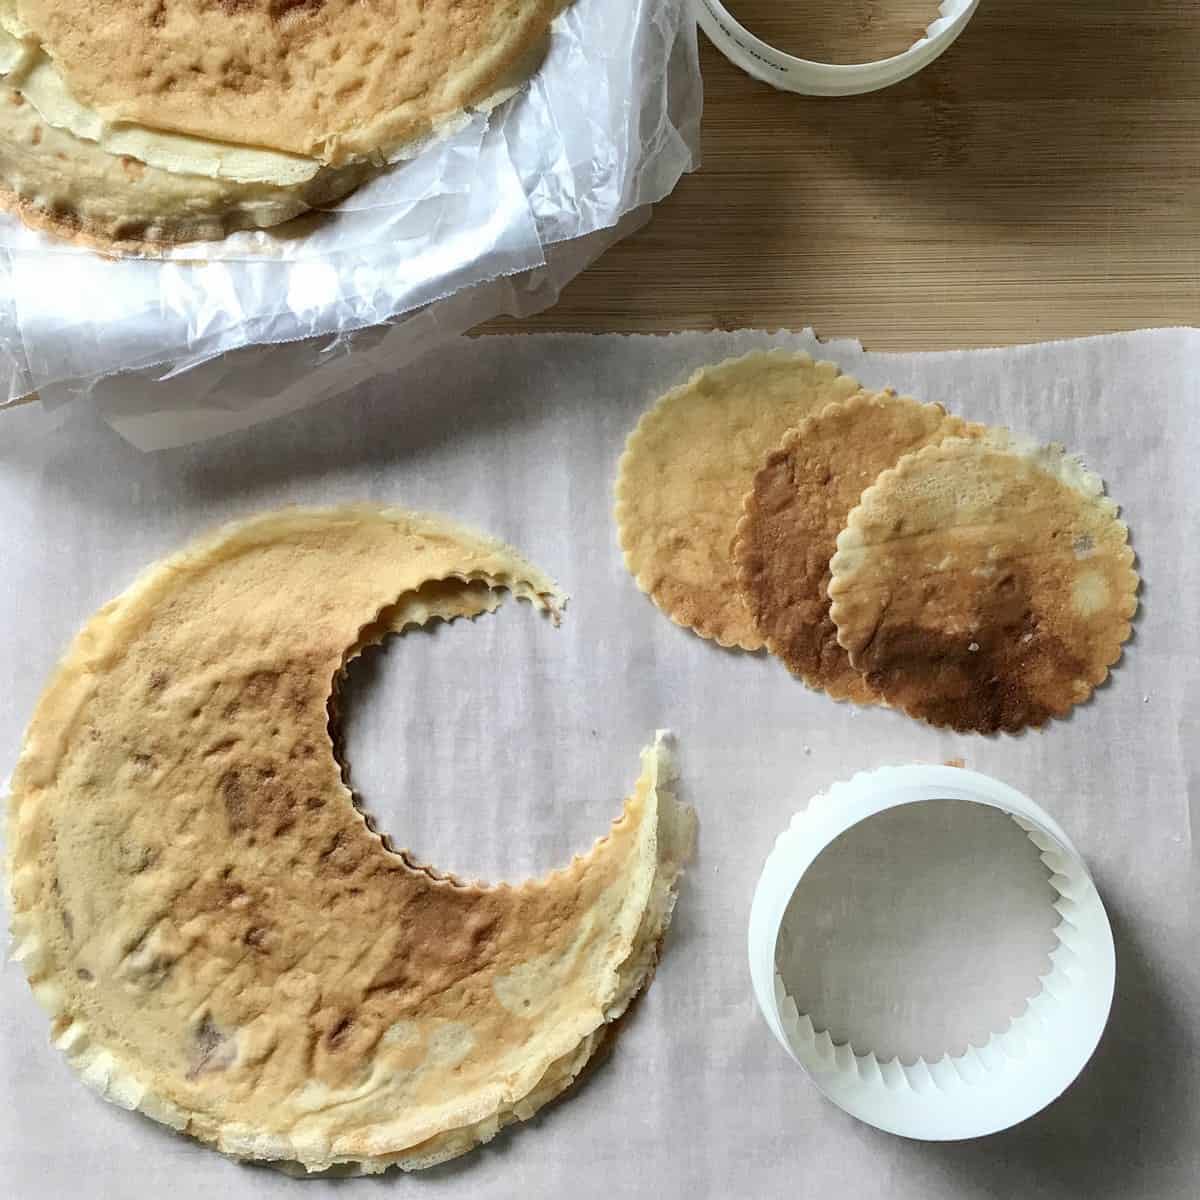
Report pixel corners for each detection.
[734,391,983,703]
[615,350,863,650]
[827,437,1138,733]
[6,505,693,1173]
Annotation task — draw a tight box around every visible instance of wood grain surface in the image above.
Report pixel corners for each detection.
[491,2,1200,350]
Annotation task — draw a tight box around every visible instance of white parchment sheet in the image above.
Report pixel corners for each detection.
[1,329,1197,1198]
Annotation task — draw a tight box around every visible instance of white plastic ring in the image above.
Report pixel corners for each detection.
[695,1,982,97]
[748,765,1115,1140]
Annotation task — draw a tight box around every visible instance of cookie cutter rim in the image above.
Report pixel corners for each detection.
[695,0,983,97]
[747,765,1116,1140]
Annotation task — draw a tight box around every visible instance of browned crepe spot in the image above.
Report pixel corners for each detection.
[828,438,1138,733]
[734,391,981,702]
[614,350,862,650]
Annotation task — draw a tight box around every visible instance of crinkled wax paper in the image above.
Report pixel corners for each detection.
[0,0,701,439]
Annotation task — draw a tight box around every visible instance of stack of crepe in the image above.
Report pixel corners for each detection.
[0,1,564,250]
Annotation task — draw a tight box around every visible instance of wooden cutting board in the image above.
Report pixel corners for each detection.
[493,2,1200,350]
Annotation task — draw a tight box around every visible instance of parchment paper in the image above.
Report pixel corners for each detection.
[1,329,1197,1199]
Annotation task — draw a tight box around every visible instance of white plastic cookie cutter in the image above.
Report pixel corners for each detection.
[696,0,982,97]
[748,765,1115,1139]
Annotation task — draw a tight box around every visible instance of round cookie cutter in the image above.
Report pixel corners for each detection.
[748,765,1115,1139]
[696,1,982,97]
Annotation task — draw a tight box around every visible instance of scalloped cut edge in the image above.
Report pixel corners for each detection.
[729,387,952,705]
[771,778,1094,1098]
[10,731,691,1174]
[5,504,695,1173]
[613,349,858,652]
[827,431,1139,731]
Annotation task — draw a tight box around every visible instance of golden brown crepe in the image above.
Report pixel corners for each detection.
[614,350,862,650]
[828,437,1138,733]
[0,1,564,247]
[7,505,693,1172]
[734,391,982,703]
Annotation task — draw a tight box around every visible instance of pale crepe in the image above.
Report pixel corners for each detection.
[615,350,863,650]
[828,437,1138,733]
[7,506,693,1173]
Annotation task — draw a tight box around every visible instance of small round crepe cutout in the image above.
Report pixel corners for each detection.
[734,391,983,704]
[614,350,863,650]
[7,506,693,1174]
[827,437,1139,733]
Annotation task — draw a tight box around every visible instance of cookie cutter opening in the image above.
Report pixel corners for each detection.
[748,765,1115,1139]
[696,1,981,97]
